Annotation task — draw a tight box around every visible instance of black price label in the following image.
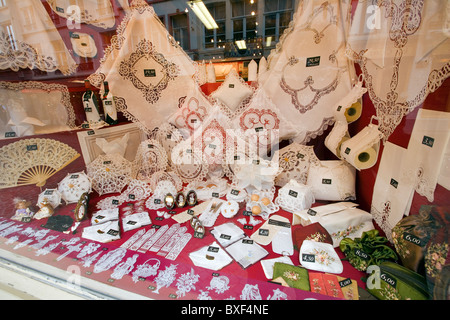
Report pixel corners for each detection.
[422,135,434,148]
[339,278,352,288]
[230,189,240,196]
[154,199,161,204]
[322,178,332,185]
[354,248,370,260]
[229,84,235,88]
[306,56,320,67]
[381,272,397,288]
[255,127,264,132]
[144,69,156,77]
[307,208,317,216]
[220,234,231,240]
[26,144,38,151]
[390,178,399,189]
[212,192,219,198]
[5,132,15,138]
[258,228,269,236]
[288,190,298,198]
[207,246,220,253]
[302,253,315,263]
[242,239,253,245]
[403,233,424,247]
[107,229,119,236]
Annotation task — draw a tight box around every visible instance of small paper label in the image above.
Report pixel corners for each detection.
[390,178,399,189]
[302,253,315,263]
[5,132,15,138]
[403,233,424,247]
[288,190,298,198]
[128,194,135,200]
[307,208,317,216]
[297,153,304,159]
[44,190,54,195]
[103,161,112,165]
[268,219,290,228]
[107,229,119,236]
[70,174,79,179]
[243,210,252,216]
[339,278,352,288]
[422,135,434,148]
[354,248,370,260]
[258,229,269,236]
[84,107,92,112]
[220,234,231,240]
[229,84,235,88]
[344,147,351,155]
[322,178,332,185]
[211,192,219,198]
[230,189,240,196]
[56,6,64,13]
[306,56,320,67]
[242,239,254,245]
[255,127,264,132]
[104,100,112,105]
[144,69,156,77]
[207,246,220,253]
[26,144,38,151]
[381,272,397,288]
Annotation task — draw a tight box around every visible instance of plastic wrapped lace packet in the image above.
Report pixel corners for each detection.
[91,208,119,225]
[189,241,233,271]
[224,236,269,269]
[210,222,245,247]
[82,220,120,243]
[122,212,152,232]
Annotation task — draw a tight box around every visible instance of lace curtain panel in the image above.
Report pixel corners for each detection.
[0,0,77,75]
[346,0,450,141]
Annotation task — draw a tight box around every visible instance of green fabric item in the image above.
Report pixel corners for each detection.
[272,262,310,291]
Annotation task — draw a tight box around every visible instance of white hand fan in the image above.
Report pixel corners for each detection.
[0,138,80,189]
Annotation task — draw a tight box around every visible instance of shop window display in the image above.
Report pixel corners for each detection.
[0,0,448,303]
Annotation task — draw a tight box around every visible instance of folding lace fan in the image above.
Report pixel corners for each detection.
[0,138,80,189]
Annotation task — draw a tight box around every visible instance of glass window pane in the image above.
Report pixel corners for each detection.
[265,14,276,28]
[246,16,256,31]
[231,0,244,17]
[279,11,292,27]
[233,19,243,32]
[279,0,293,10]
[264,0,278,13]
[233,31,244,40]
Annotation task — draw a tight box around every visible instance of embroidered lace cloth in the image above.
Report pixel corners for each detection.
[88,0,200,134]
[0,0,77,75]
[299,240,343,274]
[346,0,450,141]
[47,0,116,29]
[260,0,355,144]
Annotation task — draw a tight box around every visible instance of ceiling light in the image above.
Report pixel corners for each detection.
[235,40,247,50]
[188,1,218,29]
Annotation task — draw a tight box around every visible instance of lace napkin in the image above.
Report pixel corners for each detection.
[401,109,450,203]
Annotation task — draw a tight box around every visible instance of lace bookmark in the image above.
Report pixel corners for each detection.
[157,226,187,257]
[138,225,169,253]
[129,228,156,252]
[120,229,146,249]
[165,233,192,260]
[149,223,180,252]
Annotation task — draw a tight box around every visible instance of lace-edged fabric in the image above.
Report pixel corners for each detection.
[346,0,450,142]
[132,139,168,180]
[260,0,355,144]
[88,0,201,133]
[0,1,77,75]
[86,154,132,196]
[47,0,116,30]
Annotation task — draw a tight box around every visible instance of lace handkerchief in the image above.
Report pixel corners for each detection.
[224,236,269,269]
[122,211,152,232]
[210,222,245,247]
[91,208,119,225]
[58,171,92,204]
[82,220,120,243]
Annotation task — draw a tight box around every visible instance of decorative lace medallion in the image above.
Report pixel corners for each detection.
[132,139,168,180]
[58,171,92,204]
[93,247,127,274]
[176,268,200,298]
[119,39,179,105]
[87,154,132,196]
[132,258,161,283]
[153,263,178,294]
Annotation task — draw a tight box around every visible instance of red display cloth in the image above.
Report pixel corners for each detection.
[0,184,368,300]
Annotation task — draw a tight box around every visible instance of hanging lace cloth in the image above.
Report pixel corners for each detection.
[46,0,116,30]
[259,0,355,144]
[0,0,77,75]
[88,0,200,134]
[346,0,450,141]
